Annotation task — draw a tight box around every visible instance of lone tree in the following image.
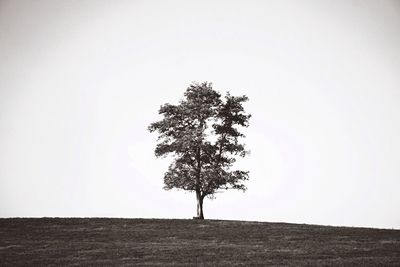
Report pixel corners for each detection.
[148,82,251,219]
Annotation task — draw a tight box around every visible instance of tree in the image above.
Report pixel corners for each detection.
[148,82,251,219]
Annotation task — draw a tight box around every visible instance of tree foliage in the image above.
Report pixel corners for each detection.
[148,82,251,218]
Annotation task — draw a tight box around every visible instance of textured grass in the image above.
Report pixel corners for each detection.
[1,218,400,266]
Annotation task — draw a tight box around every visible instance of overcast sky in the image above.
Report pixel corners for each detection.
[1,0,400,229]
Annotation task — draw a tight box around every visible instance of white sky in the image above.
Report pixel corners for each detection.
[1,0,399,229]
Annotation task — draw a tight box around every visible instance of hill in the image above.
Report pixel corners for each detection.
[1,218,399,265]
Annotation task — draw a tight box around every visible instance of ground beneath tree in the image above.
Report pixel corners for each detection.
[1,218,399,266]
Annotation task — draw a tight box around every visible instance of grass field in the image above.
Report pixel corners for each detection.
[1,218,399,266]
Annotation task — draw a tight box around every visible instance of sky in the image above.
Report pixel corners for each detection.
[1,0,400,229]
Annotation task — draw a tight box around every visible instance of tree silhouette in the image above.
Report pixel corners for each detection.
[148,82,251,219]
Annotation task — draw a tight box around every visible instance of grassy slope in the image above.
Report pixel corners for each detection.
[0,218,399,266]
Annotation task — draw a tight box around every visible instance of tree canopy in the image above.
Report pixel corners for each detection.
[148,82,251,219]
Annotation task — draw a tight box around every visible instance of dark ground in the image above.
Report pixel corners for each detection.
[0,218,399,266]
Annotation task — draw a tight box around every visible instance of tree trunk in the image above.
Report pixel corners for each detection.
[196,191,204,219]
[195,142,204,219]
